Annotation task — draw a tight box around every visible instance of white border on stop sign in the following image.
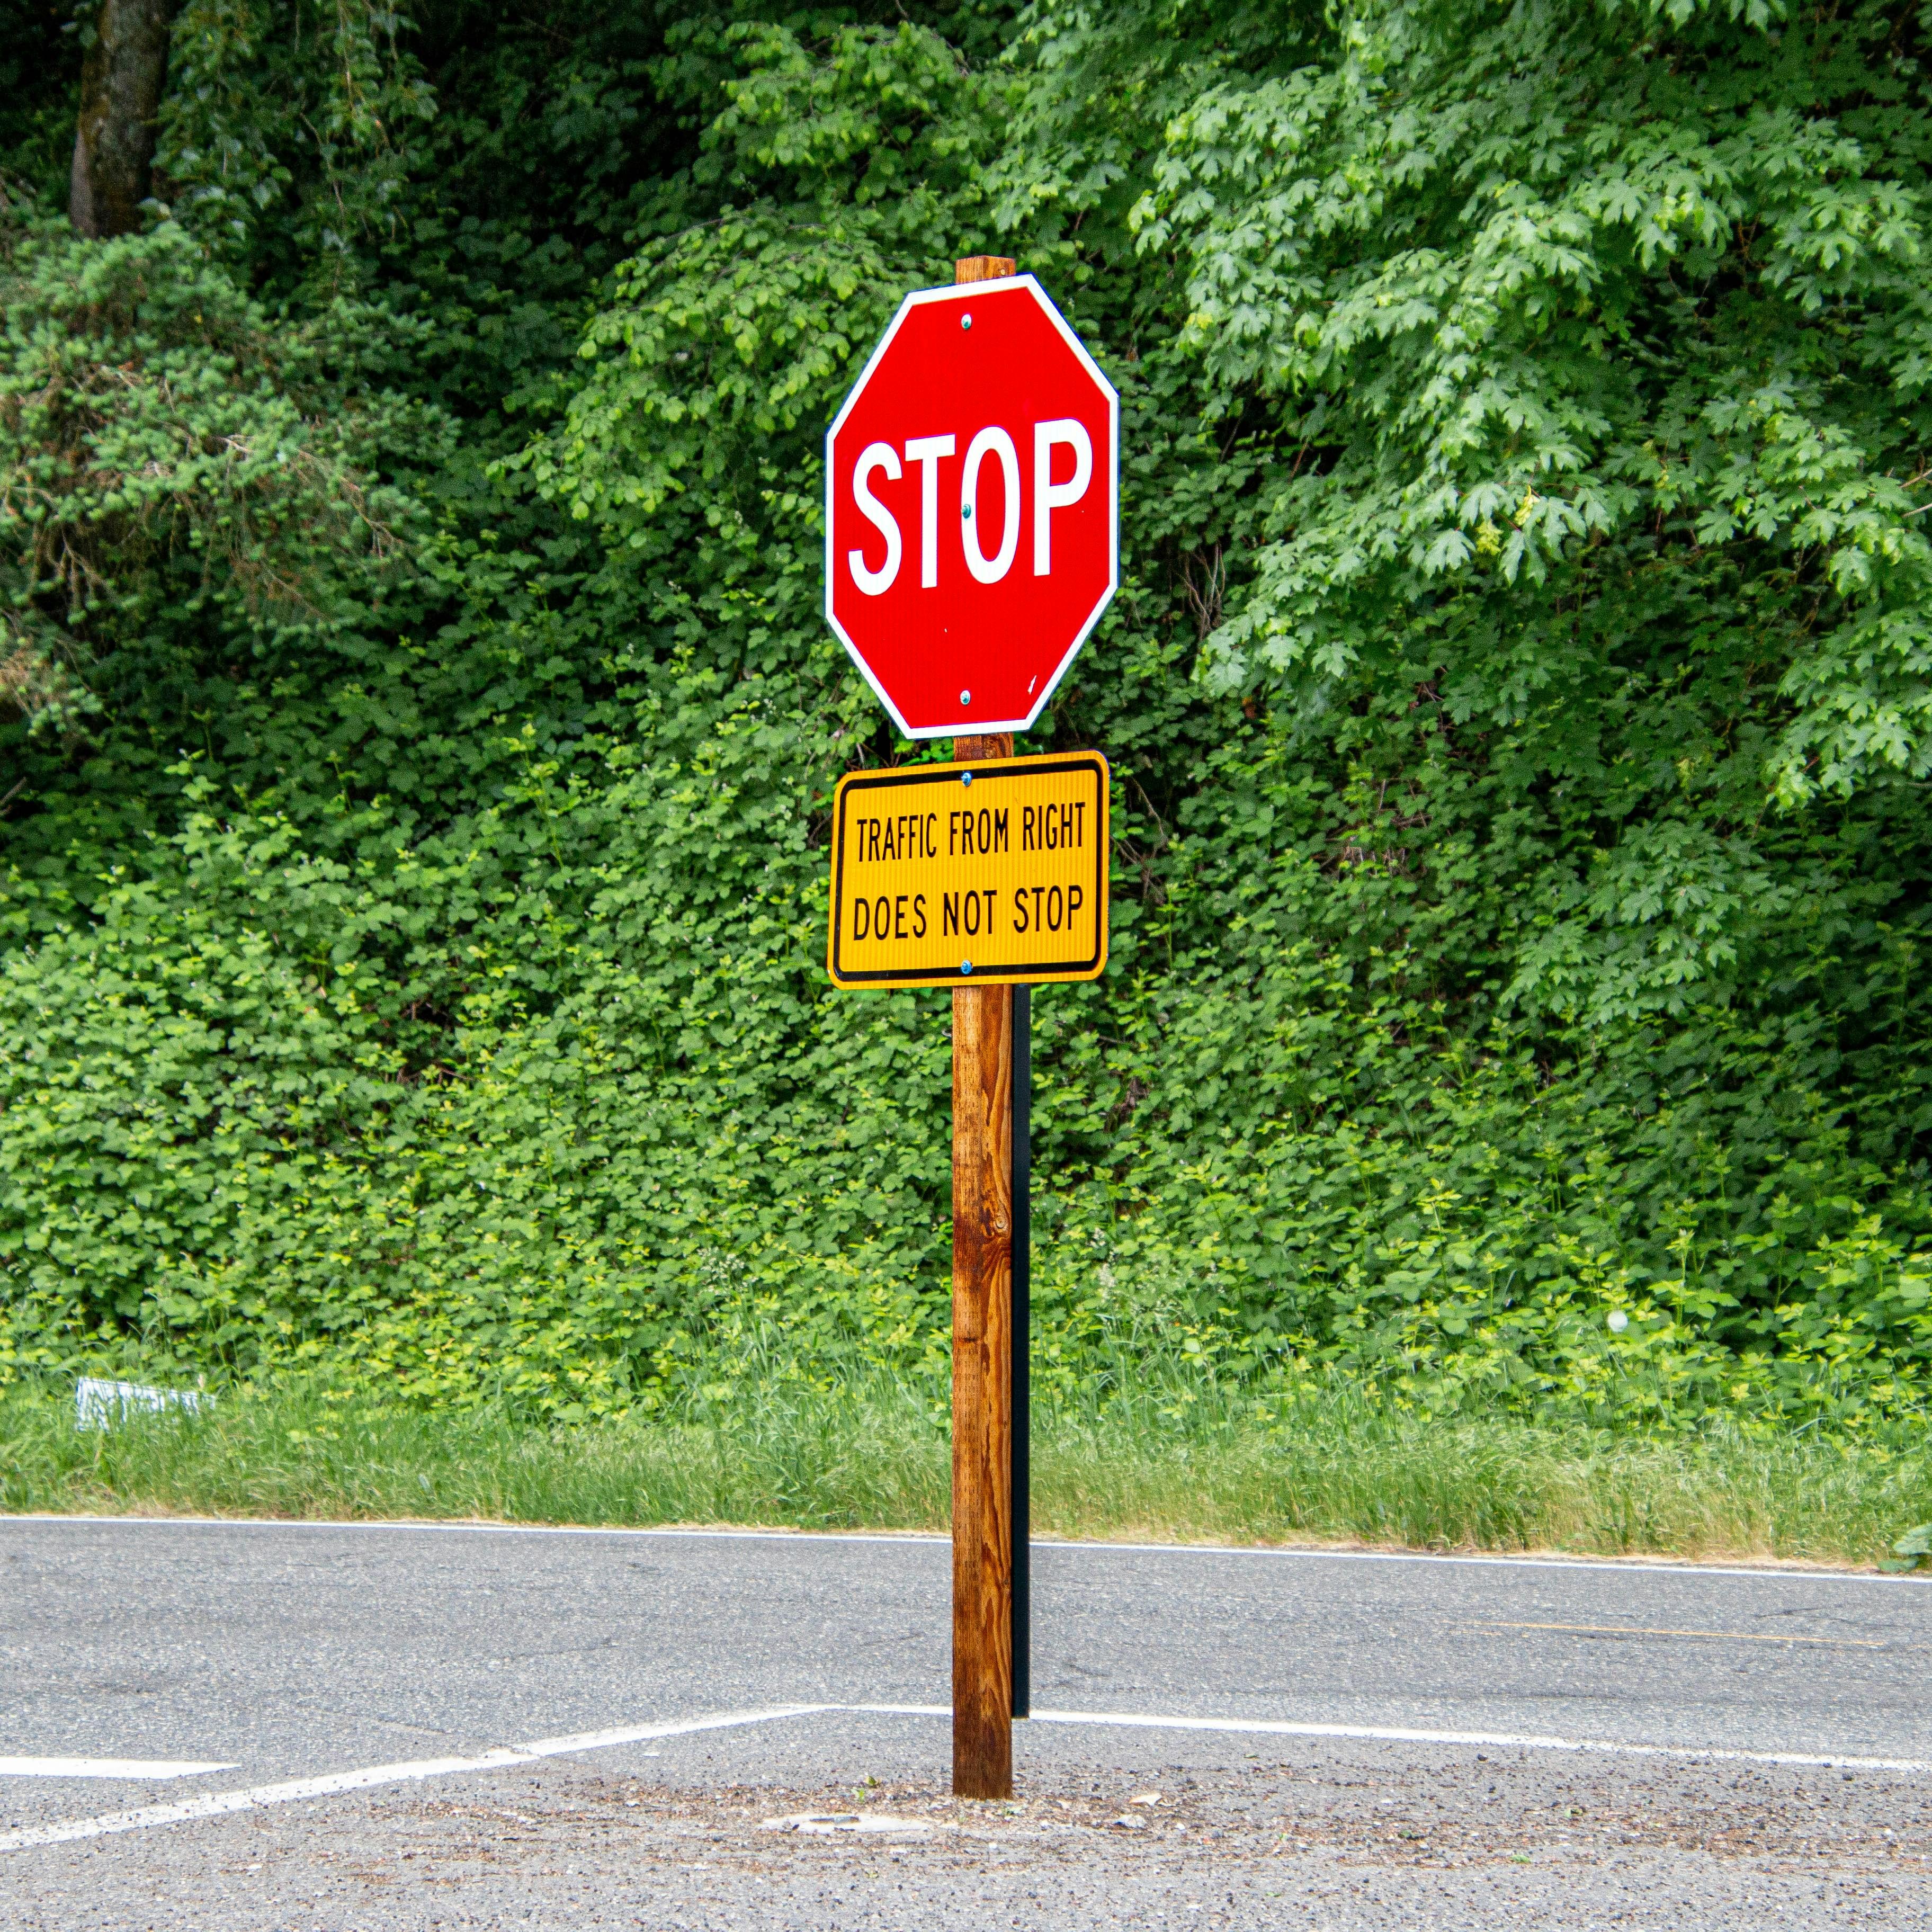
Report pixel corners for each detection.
[822,274,1121,741]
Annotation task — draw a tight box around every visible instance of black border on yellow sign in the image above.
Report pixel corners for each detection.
[826,752,1111,989]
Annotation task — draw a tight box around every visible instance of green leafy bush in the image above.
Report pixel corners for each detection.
[4,0,1931,1434]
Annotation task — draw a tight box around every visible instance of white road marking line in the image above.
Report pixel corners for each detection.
[0,1707,824,1854]
[0,1758,234,1781]
[516,1706,831,1759]
[7,1514,1911,1584]
[7,1697,1929,1856]
[1018,1708,1932,1775]
[0,1750,526,1853]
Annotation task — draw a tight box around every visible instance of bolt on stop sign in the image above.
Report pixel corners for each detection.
[825,274,1119,739]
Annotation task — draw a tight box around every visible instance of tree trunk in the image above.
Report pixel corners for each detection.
[69,0,177,238]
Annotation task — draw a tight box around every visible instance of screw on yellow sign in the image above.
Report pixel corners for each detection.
[826,752,1110,989]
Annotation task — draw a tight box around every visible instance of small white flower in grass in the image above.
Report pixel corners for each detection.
[1607,1310,1630,1334]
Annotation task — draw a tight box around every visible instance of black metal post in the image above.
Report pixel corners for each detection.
[1011,983,1031,1719]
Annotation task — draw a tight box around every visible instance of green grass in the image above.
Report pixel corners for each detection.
[4,1374,1928,1568]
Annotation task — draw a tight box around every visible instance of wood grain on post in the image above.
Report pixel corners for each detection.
[950,243,1019,1802]
[951,947,1012,1800]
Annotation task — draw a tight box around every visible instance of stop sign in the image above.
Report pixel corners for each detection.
[824,275,1119,739]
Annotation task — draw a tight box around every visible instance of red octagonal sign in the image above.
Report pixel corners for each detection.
[825,275,1119,740]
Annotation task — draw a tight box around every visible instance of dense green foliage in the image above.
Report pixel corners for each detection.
[4,0,1931,1428]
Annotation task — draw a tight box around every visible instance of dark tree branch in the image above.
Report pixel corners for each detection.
[69,0,177,238]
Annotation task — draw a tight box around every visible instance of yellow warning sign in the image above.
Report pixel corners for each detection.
[826,752,1110,989]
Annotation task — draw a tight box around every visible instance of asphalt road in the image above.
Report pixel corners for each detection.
[2,1517,1929,1927]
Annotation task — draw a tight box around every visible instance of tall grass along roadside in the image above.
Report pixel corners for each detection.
[3,1376,1925,1571]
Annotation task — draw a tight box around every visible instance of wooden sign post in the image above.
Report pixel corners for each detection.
[819,251,1119,1802]
[1010,978,1031,1729]
[951,753,1016,1800]
[953,256,1023,1801]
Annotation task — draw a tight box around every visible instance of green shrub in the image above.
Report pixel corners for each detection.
[5,1,1932,1433]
